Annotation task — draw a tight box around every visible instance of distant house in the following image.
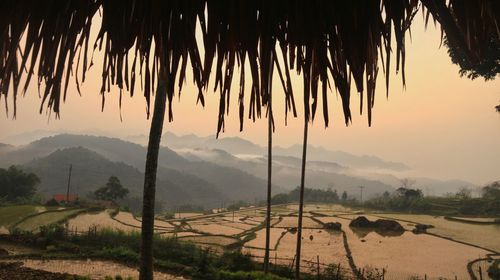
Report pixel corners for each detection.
[53,194,79,203]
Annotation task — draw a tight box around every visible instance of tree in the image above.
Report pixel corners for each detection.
[455,187,472,200]
[94,176,129,203]
[295,119,309,279]
[341,191,348,201]
[445,36,499,81]
[382,191,391,199]
[400,178,416,189]
[396,187,423,199]
[0,166,40,202]
[482,181,500,200]
[264,90,273,273]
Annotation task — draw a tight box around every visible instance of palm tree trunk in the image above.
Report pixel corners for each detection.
[264,93,273,273]
[139,77,168,280]
[295,119,308,279]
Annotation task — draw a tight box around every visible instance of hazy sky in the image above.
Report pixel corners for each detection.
[1,15,499,185]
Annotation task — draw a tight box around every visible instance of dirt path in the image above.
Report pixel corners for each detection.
[0,260,186,280]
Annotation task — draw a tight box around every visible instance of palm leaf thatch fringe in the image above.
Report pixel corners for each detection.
[2,0,496,129]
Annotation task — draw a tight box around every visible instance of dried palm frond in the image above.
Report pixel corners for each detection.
[0,0,497,132]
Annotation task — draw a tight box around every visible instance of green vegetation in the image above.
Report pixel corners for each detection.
[0,166,40,203]
[271,187,339,204]
[445,36,499,81]
[0,205,39,228]
[358,181,500,216]
[227,201,252,211]
[4,225,329,280]
[94,176,129,203]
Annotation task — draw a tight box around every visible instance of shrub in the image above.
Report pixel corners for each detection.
[100,246,139,263]
[216,251,255,272]
[39,223,66,241]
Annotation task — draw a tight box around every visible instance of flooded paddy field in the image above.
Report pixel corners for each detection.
[1,203,498,279]
[29,207,490,279]
[373,213,500,252]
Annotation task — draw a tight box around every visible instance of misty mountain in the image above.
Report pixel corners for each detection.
[273,145,409,171]
[161,132,409,171]
[0,130,61,145]
[163,132,264,155]
[0,133,476,201]
[0,134,274,205]
[342,171,478,196]
[174,147,395,197]
[0,143,13,152]
[22,147,228,207]
[0,134,185,169]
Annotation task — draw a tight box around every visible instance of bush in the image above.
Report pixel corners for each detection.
[216,251,255,272]
[100,246,139,263]
[39,223,66,241]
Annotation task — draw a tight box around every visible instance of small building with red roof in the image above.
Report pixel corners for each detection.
[52,194,79,203]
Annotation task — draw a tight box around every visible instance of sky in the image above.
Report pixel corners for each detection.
[1,14,499,185]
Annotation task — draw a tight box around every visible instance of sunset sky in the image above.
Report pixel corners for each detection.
[1,15,499,185]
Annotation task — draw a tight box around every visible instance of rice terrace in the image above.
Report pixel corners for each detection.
[1,199,499,279]
[0,0,499,279]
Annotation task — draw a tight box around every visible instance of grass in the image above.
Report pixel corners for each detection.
[1,225,329,280]
[0,205,39,228]
[14,209,85,232]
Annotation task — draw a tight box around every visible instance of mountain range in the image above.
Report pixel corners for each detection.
[0,132,477,209]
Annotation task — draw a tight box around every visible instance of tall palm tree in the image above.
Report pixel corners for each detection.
[263,90,272,273]
[295,119,309,279]
[140,72,168,280]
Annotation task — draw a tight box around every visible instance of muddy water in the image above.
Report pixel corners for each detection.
[114,212,142,227]
[174,212,204,219]
[275,216,322,228]
[375,213,500,252]
[334,218,490,280]
[270,228,352,275]
[244,228,288,249]
[18,259,185,280]
[217,220,256,231]
[188,222,245,235]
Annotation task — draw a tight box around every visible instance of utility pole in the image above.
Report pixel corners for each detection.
[358,186,365,203]
[66,164,73,203]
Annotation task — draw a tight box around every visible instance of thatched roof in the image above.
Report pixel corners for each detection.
[1,0,498,135]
